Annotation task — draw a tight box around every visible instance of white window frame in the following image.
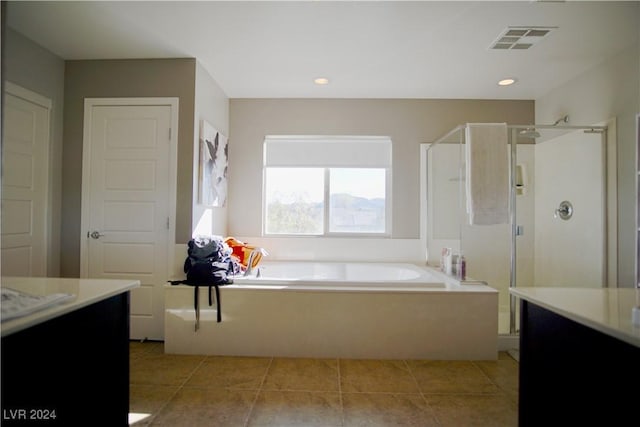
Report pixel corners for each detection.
[262,135,392,237]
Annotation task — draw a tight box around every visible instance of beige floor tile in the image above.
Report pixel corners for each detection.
[130,353,206,386]
[497,351,515,361]
[248,390,342,427]
[340,359,419,393]
[474,357,519,401]
[407,360,500,394]
[425,393,518,427]
[128,347,520,426]
[151,388,257,426]
[130,384,178,415]
[130,341,152,359]
[145,341,165,354]
[342,392,440,427]
[263,358,339,392]
[184,356,271,390]
[129,340,164,358]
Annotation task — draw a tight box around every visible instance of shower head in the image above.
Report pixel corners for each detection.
[519,128,540,139]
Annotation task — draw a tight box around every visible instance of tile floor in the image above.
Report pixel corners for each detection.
[130,341,518,426]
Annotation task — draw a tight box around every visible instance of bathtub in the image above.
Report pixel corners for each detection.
[165,261,498,360]
[232,261,453,290]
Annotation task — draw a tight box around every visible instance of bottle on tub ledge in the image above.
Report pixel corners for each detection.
[440,248,465,279]
[455,254,466,281]
[450,254,458,276]
[440,248,452,275]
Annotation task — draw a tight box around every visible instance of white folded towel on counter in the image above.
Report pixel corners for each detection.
[465,123,509,225]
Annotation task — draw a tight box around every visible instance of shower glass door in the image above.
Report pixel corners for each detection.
[426,133,512,335]
[529,128,606,288]
[427,124,609,337]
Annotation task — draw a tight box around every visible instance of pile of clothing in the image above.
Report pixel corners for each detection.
[224,236,267,272]
[169,235,266,328]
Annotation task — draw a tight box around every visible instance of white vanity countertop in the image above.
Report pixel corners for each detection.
[510,287,640,348]
[1,276,140,337]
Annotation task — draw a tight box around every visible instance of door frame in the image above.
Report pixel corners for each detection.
[79,97,179,279]
[3,81,52,276]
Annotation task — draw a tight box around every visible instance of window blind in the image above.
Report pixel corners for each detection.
[263,135,392,168]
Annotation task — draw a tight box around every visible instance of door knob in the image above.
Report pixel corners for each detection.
[88,231,105,239]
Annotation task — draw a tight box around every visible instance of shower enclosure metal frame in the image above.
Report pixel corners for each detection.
[429,123,608,335]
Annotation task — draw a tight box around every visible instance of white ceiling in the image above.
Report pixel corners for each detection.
[6,1,639,99]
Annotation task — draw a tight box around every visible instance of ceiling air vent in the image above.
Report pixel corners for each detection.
[490,27,556,50]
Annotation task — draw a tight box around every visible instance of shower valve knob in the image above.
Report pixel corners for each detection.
[554,201,573,220]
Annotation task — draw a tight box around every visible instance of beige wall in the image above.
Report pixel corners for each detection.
[11,28,633,282]
[228,98,534,239]
[536,40,640,287]
[4,28,65,277]
[193,61,230,237]
[62,59,197,277]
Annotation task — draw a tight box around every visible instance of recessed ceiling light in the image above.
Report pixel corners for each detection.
[314,77,329,85]
[498,78,516,86]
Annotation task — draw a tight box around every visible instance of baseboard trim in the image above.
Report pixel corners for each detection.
[498,334,520,351]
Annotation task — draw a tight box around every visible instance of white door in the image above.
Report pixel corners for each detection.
[1,83,51,277]
[81,98,178,340]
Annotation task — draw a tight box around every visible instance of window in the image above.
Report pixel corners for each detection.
[264,168,324,234]
[263,136,391,236]
[329,168,386,233]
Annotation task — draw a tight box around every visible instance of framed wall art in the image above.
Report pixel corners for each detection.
[199,120,228,207]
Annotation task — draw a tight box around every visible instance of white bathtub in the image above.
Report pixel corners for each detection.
[231,261,451,290]
[165,261,498,360]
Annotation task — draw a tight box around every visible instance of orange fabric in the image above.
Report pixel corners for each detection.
[224,237,262,268]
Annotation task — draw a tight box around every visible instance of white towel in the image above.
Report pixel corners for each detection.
[465,123,509,225]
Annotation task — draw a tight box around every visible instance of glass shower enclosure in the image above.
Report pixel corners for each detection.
[424,122,610,338]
